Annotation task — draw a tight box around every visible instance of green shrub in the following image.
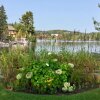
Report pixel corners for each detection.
[14,57,75,94]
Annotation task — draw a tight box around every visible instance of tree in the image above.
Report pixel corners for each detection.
[0,5,8,40]
[93,4,100,31]
[20,11,35,36]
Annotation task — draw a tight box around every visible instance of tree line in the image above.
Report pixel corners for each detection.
[0,4,100,42]
[36,30,100,41]
[0,5,35,41]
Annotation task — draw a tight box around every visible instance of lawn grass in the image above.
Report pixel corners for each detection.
[0,87,100,100]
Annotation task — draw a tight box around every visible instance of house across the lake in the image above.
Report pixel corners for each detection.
[8,25,17,37]
[51,34,59,37]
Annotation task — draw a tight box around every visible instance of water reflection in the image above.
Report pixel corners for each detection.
[35,39,100,53]
[0,39,100,53]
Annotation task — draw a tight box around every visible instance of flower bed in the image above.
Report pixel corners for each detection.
[0,49,98,94]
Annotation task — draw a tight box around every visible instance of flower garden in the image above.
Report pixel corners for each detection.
[0,48,100,94]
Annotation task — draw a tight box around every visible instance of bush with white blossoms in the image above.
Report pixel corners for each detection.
[16,73,22,80]
[26,72,33,79]
[14,55,75,94]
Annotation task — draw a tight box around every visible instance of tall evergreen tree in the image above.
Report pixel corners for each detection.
[0,5,8,40]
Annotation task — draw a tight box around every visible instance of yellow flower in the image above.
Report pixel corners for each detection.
[45,78,53,83]
[46,78,53,83]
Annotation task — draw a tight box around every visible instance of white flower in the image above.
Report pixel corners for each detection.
[46,63,49,66]
[48,52,52,55]
[64,82,70,88]
[53,59,58,62]
[26,72,33,79]
[19,67,25,71]
[68,63,74,68]
[68,86,74,92]
[62,87,68,92]
[62,82,76,92]
[55,69,62,75]
[16,73,22,80]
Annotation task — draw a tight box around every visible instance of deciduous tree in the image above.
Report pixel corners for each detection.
[20,11,35,36]
[93,4,100,31]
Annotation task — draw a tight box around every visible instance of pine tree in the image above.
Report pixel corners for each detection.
[0,5,8,40]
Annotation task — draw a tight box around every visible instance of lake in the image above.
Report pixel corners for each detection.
[35,39,100,53]
[1,39,100,53]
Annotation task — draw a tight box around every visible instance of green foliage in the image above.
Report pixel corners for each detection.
[57,51,96,88]
[0,48,97,94]
[6,35,15,41]
[14,23,26,38]
[0,5,8,40]
[20,11,35,35]
[13,11,35,41]
[14,57,74,94]
[93,4,100,31]
[36,30,100,41]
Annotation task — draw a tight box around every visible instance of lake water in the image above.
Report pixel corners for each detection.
[1,39,100,53]
[35,39,100,53]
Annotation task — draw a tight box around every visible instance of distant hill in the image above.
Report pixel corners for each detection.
[35,30,100,41]
[35,30,81,34]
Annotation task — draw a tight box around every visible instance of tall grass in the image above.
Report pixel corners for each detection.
[0,47,34,87]
[0,47,98,88]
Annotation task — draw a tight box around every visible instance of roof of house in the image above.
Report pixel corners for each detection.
[8,25,16,31]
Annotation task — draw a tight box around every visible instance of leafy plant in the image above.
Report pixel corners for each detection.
[14,57,74,94]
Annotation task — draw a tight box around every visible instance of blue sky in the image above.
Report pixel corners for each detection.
[0,0,100,32]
